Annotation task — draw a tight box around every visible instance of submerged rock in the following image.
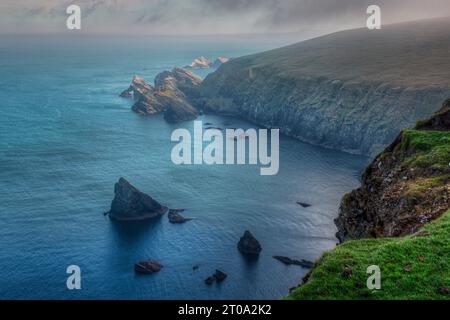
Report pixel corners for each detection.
[108,178,167,221]
[273,256,314,268]
[297,202,312,208]
[237,230,262,256]
[204,269,228,285]
[134,260,163,274]
[204,276,215,285]
[214,269,228,283]
[168,209,193,224]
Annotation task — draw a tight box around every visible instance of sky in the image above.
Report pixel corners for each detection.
[0,0,449,35]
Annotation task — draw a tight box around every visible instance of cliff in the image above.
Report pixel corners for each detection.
[336,99,450,241]
[196,18,450,156]
[288,99,450,300]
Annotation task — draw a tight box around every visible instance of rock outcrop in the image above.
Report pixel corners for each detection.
[196,18,450,156]
[134,260,163,274]
[335,99,450,241]
[273,256,314,268]
[237,230,262,256]
[184,56,229,70]
[204,270,228,285]
[168,209,192,224]
[109,178,168,221]
[121,68,201,123]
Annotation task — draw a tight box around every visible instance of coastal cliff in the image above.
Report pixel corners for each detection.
[196,18,450,156]
[336,99,450,241]
[288,99,450,300]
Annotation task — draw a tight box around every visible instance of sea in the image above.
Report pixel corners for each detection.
[0,34,368,299]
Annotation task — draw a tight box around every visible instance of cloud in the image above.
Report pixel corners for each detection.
[0,0,449,34]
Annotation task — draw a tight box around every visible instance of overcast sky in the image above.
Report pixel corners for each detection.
[1,0,449,35]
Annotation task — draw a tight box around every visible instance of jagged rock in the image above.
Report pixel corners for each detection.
[185,56,229,70]
[108,178,167,221]
[185,56,211,69]
[214,270,227,282]
[273,256,314,268]
[162,94,199,123]
[204,270,227,285]
[121,69,201,123]
[168,209,192,224]
[204,276,215,285]
[415,98,450,131]
[119,90,132,98]
[210,57,230,69]
[237,230,262,255]
[297,202,311,208]
[134,260,163,274]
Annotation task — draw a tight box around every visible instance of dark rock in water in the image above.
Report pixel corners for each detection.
[273,256,315,268]
[203,122,213,126]
[204,270,227,285]
[119,90,132,98]
[237,230,262,255]
[134,260,163,274]
[297,202,311,208]
[193,265,199,271]
[109,178,168,221]
[214,270,228,283]
[163,96,199,123]
[168,209,193,224]
[204,276,216,285]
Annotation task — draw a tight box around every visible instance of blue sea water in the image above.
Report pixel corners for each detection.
[0,34,367,300]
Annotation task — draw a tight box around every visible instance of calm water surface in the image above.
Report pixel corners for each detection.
[0,35,367,299]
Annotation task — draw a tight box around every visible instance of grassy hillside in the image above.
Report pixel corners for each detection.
[213,17,450,88]
[288,209,450,300]
[199,18,450,156]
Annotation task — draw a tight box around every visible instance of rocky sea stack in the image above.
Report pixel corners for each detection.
[108,178,168,221]
[237,230,262,256]
[120,68,201,123]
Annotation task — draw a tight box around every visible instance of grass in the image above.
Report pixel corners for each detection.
[399,130,450,170]
[287,210,450,300]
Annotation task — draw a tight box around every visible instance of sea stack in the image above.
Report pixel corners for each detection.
[237,230,262,256]
[108,178,167,221]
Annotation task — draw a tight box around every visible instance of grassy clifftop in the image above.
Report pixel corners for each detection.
[289,100,450,300]
[288,209,450,300]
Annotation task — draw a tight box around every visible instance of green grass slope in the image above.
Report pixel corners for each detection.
[288,210,450,300]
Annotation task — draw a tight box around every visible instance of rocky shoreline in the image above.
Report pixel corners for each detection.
[335,99,450,241]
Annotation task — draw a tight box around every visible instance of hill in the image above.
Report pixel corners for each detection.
[197,18,450,155]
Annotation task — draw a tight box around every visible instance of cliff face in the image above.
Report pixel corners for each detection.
[335,99,450,242]
[197,18,450,156]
